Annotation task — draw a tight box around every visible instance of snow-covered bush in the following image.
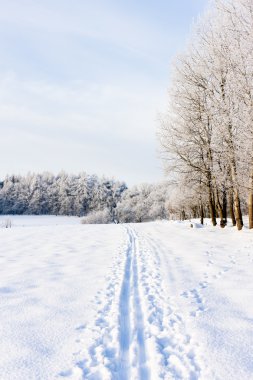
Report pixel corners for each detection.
[81,209,112,224]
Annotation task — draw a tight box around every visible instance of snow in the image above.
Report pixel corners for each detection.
[0,216,126,380]
[1,216,253,379]
[0,215,81,228]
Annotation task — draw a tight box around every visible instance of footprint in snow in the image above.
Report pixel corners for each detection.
[76,324,86,331]
[190,305,208,317]
[199,281,208,289]
[181,288,208,317]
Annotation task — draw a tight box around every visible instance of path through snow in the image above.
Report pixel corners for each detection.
[65,225,209,379]
[1,217,253,380]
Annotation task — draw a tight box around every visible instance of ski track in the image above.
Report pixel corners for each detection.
[138,234,206,380]
[60,226,209,379]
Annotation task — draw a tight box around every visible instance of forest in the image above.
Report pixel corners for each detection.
[0,172,171,223]
[0,172,127,218]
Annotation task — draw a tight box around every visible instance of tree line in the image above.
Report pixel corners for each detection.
[81,182,170,224]
[0,172,171,223]
[160,0,253,230]
[0,172,127,217]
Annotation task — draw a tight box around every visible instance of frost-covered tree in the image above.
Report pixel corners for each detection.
[116,182,170,223]
[0,172,127,217]
[160,0,253,230]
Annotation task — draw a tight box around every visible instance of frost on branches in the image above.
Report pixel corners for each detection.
[0,172,127,219]
[0,173,173,224]
[159,0,253,230]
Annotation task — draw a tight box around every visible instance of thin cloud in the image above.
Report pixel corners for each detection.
[0,0,209,185]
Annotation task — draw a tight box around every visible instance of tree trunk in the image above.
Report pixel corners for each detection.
[249,191,253,229]
[233,188,243,230]
[222,188,227,226]
[249,171,253,229]
[229,190,236,226]
[207,174,217,226]
[205,204,210,218]
[191,206,197,219]
[209,190,217,226]
[216,188,226,228]
[230,163,243,230]
[200,202,204,225]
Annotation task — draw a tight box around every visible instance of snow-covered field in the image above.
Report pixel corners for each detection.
[1,216,253,380]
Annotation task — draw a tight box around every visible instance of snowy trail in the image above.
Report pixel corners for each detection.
[118,232,132,379]
[135,230,207,379]
[69,225,150,379]
[2,217,253,379]
[65,225,207,380]
[118,226,149,380]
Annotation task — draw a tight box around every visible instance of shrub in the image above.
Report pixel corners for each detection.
[81,209,112,224]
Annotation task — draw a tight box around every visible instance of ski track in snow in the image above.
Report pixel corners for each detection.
[61,225,209,379]
[138,234,207,379]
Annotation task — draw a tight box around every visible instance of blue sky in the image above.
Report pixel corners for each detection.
[0,0,208,185]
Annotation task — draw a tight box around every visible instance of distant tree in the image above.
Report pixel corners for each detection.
[0,172,127,218]
[117,182,170,223]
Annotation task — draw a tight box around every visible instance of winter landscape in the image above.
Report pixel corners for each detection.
[1,0,253,379]
[1,216,253,379]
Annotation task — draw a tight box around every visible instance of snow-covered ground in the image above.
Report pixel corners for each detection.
[1,216,253,379]
[0,215,80,228]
